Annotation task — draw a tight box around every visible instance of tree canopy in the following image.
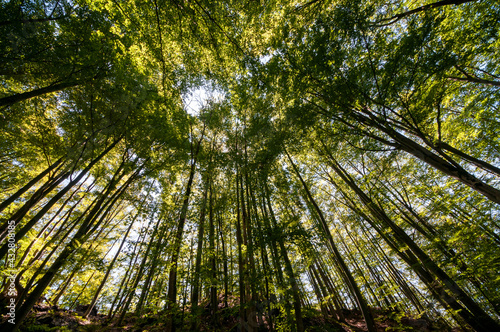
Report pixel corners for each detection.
[1,0,499,331]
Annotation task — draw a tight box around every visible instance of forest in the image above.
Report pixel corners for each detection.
[0,0,499,331]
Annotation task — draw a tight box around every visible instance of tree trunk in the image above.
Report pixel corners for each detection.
[235,168,247,329]
[0,138,121,261]
[190,180,208,328]
[0,81,79,107]
[165,128,204,332]
[286,150,377,332]
[208,181,218,323]
[354,110,500,204]
[8,159,134,331]
[264,180,305,332]
[0,157,64,213]
[324,150,500,332]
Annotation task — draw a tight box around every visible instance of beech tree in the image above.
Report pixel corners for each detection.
[1,1,499,332]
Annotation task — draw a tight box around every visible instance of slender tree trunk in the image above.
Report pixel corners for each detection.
[165,129,204,332]
[310,268,329,318]
[190,180,208,328]
[286,150,377,332]
[217,210,229,309]
[116,212,162,325]
[83,206,137,317]
[108,230,144,320]
[208,181,218,324]
[7,159,134,331]
[354,109,500,204]
[51,265,79,305]
[374,0,477,26]
[16,174,93,268]
[136,211,171,316]
[2,168,69,225]
[249,181,273,330]
[0,168,69,241]
[436,141,500,176]
[0,157,64,213]
[235,168,247,329]
[264,181,305,332]
[241,169,257,331]
[0,138,121,261]
[315,260,345,320]
[0,81,79,107]
[324,149,500,332]
[69,271,97,310]
[335,224,381,308]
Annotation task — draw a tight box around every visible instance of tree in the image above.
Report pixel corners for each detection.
[1,1,499,332]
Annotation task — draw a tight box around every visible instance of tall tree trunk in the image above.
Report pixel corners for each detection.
[285,149,377,332]
[116,211,162,325]
[0,81,79,107]
[136,210,172,316]
[217,210,229,309]
[353,109,500,204]
[208,181,218,323]
[0,156,64,213]
[165,128,204,332]
[308,268,329,319]
[7,160,136,332]
[16,174,94,268]
[83,203,139,317]
[190,179,208,329]
[323,148,500,332]
[235,168,247,329]
[435,141,500,177]
[264,181,305,332]
[249,180,273,330]
[241,168,257,331]
[0,138,122,261]
[108,228,146,320]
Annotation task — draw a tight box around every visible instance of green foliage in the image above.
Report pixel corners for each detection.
[1,1,499,331]
[23,326,72,332]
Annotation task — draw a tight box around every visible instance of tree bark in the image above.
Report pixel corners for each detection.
[374,0,477,26]
[0,157,64,213]
[286,149,377,332]
[165,128,204,332]
[324,150,500,332]
[264,181,305,332]
[0,138,121,261]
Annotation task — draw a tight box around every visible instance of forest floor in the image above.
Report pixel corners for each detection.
[2,298,465,332]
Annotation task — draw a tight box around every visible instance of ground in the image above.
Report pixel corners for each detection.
[2,299,465,332]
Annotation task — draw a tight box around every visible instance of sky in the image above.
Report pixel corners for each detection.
[182,82,226,116]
